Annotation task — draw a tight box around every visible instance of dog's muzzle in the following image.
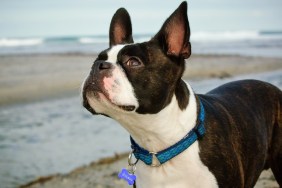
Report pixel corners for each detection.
[82,61,114,114]
[82,60,136,113]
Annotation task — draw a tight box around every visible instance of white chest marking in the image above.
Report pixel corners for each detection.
[120,82,218,188]
[136,142,218,188]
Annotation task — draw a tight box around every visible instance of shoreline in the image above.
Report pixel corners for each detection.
[1,53,281,107]
[21,152,279,188]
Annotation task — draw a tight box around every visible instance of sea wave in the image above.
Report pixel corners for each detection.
[1,30,281,56]
[0,38,43,47]
[191,30,282,42]
[192,31,258,41]
[79,36,108,44]
[1,30,281,47]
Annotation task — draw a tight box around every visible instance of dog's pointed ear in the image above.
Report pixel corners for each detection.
[109,8,134,47]
[153,1,191,59]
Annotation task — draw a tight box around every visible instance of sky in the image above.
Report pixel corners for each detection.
[0,0,282,38]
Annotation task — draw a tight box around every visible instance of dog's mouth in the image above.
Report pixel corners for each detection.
[82,74,137,113]
[83,86,136,113]
[85,91,136,112]
[117,105,135,111]
[97,91,136,112]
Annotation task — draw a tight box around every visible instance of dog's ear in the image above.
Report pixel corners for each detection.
[153,1,191,59]
[109,8,134,46]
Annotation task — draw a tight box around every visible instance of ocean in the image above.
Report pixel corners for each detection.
[0,30,282,57]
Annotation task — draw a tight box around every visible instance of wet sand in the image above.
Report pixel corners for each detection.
[0,53,281,106]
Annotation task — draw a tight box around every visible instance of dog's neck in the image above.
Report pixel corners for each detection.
[113,81,218,188]
[114,80,198,154]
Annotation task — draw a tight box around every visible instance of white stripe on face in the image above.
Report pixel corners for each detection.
[93,44,139,113]
[106,45,126,64]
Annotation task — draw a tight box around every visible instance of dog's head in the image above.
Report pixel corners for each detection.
[82,2,191,117]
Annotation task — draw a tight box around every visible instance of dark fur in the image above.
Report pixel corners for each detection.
[198,80,282,187]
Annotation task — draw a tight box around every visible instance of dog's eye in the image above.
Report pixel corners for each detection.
[126,58,142,67]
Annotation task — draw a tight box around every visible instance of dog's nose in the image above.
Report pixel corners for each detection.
[98,61,112,70]
[92,61,113,73]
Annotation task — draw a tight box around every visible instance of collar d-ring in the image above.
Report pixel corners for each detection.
[128,150,139,166]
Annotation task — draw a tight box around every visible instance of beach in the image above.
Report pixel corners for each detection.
[1,0,282,187]
[0,53,281,188]
[1,53,281,106]
[21,153,279,188]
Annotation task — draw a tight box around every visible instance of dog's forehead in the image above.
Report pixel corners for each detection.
[106,44,127,64]
[101,43,145,64]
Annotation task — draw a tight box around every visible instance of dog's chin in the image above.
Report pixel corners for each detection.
[84,91,136,115]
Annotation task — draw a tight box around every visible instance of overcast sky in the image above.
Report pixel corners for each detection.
[1,0,282,37]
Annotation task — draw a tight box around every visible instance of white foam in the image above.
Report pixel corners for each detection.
[0,38,43,47]
[191,31,261,42]
[79,37,107,44]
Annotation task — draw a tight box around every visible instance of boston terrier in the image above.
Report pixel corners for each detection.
[82,2,282,187]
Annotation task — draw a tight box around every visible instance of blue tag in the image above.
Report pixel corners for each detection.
[118,168,136,185]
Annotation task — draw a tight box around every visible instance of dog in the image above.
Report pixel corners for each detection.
[82,2,282,187]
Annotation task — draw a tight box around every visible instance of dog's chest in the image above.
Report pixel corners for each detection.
[135,142,218,188]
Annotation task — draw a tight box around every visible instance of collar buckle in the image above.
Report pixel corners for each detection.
[149,151,161,167]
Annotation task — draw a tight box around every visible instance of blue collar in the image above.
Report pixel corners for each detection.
[130,101,205,166]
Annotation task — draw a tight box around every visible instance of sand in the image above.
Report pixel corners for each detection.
[21,153,279,188]
[1,53,281,187]
[0,54,93,106]
[0,53,281,106]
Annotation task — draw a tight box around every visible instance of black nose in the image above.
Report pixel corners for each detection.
[99,61,112,70]
[92,61,113,73]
